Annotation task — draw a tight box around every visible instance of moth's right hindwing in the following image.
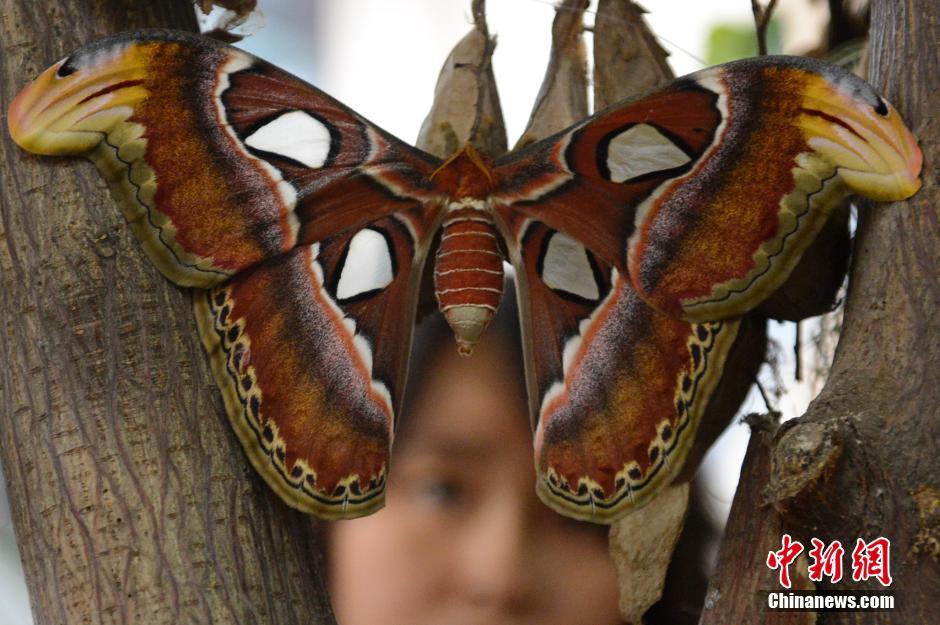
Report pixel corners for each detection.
[501,217,739,523]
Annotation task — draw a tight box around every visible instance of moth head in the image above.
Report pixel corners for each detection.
[430,143,495,197]
[797,70,922,202]
[8,40,147,155]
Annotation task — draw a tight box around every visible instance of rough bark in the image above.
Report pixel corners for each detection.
[0,2,336,624]
[701,0,939,622]
[701,418,816,625]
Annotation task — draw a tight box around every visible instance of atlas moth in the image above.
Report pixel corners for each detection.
[8,26,921,523]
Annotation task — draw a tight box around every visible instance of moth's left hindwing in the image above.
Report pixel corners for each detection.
[494,56,922,322]
[9,30,444,518]
[194,210,437,518]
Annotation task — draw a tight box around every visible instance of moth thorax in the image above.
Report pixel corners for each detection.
[434,202,505,356]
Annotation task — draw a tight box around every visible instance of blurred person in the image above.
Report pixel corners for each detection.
[328,289,623,625]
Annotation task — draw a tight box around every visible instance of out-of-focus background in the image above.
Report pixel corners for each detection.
[0,1,841,621]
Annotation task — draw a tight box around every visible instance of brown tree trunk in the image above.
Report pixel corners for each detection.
[701,0,939,622]
[0,2,336,623]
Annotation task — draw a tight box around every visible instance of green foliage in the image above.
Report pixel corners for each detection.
[706,20,782,64]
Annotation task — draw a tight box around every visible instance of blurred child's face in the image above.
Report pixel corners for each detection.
[329,336,622,625]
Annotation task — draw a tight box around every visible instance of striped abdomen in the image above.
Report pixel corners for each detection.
[434,201,505,355]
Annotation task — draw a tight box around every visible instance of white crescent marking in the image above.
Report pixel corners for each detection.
[336,229,394,300]
[606,123,692,183]
[541,231,599,301]
[307,243,396,430]
[244,110,332,168]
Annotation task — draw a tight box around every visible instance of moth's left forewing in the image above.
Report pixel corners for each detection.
[8,31,441,288]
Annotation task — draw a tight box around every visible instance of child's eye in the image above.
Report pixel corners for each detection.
[416,477,463,507]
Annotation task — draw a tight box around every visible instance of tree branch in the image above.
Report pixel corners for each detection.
[751,0,779,56]
[702,0,940,621]
[0,1,336,623]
